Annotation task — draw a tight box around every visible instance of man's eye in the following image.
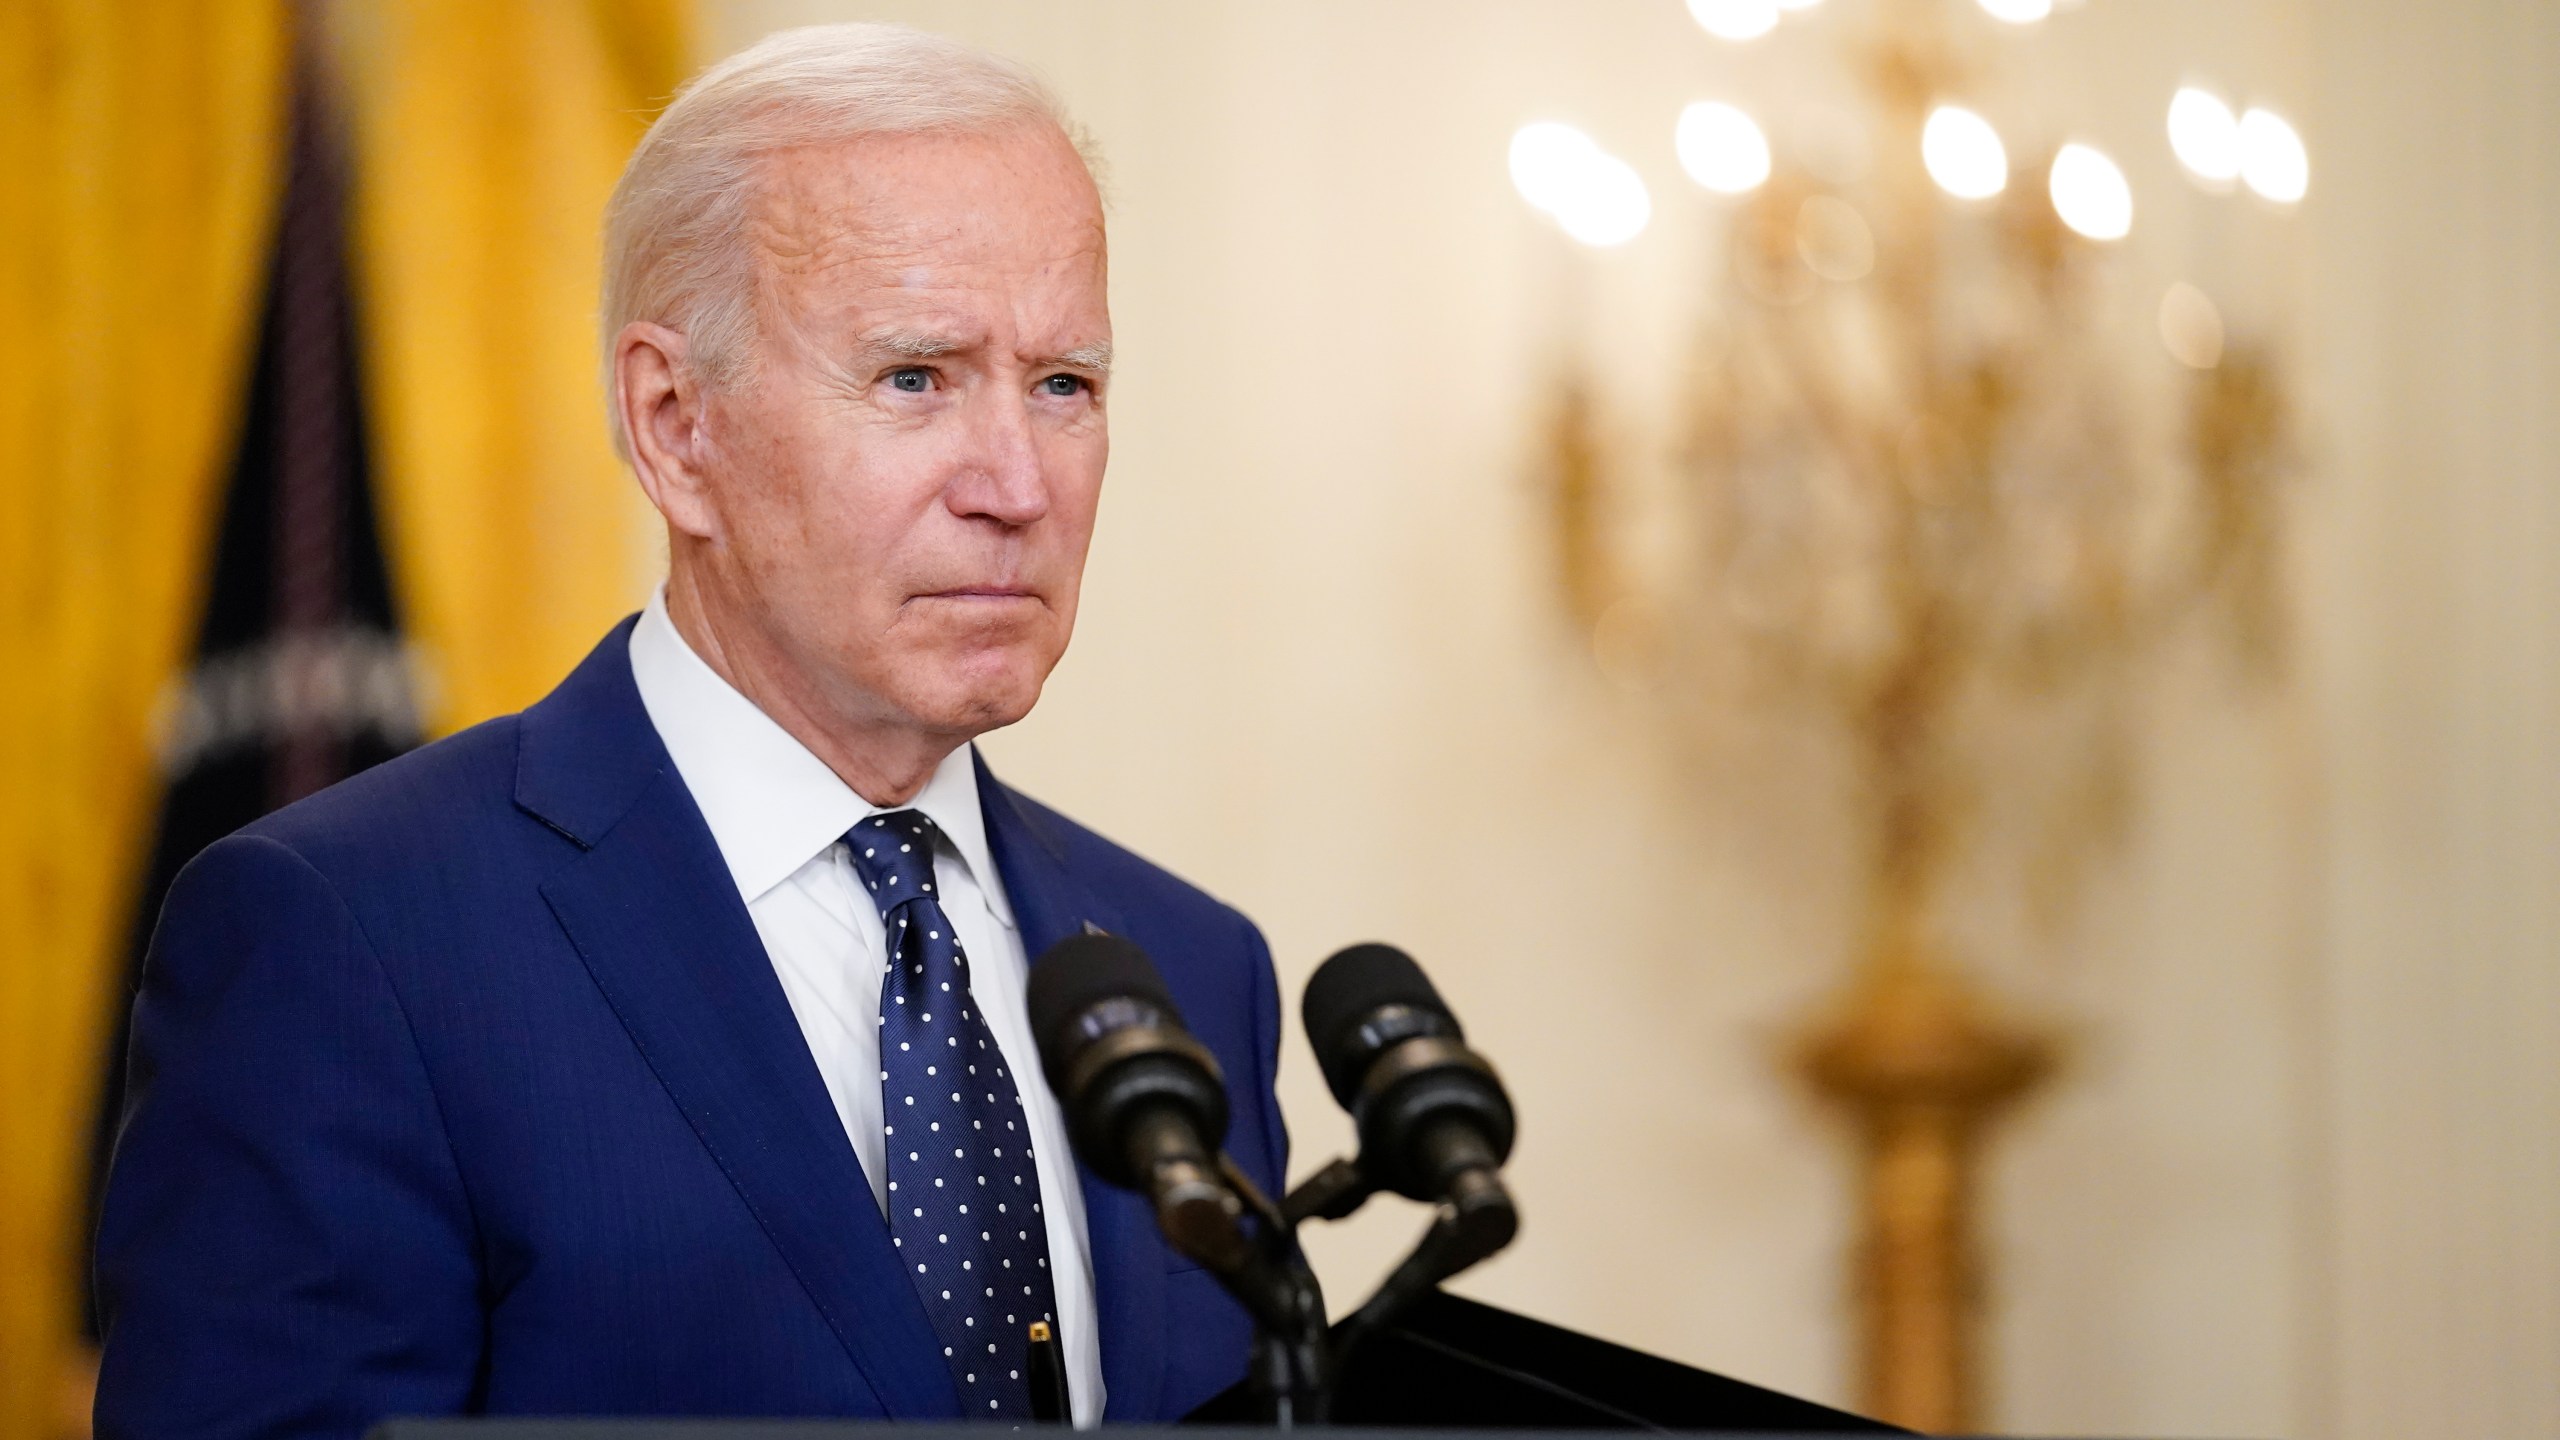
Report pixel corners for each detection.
[1040,374,1086,397]
[888,368,932,393]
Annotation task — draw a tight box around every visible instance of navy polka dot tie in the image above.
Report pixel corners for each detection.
[849,810,1058,1417]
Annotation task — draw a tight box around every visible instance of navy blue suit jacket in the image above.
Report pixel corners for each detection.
[94,620,1288,1438]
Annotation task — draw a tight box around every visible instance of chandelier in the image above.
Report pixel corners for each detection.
[1509,1,2301,1429]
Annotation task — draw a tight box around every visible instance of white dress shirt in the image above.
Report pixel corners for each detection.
[628,591,1103,1424]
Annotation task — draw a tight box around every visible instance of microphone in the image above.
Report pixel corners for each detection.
[1026,932,1249,1270]
[1301,943,1517,1240]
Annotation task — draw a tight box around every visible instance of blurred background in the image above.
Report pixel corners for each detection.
[4,2,2552,1438]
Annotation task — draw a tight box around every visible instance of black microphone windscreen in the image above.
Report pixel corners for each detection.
[1301,942,1455,1107]
[1027,932,1179,1060]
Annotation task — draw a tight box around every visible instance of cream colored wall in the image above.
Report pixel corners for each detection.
[700,4,2557,1436]
[2299,5,2560,1437]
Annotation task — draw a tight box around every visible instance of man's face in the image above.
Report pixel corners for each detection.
[687,124,1110,742]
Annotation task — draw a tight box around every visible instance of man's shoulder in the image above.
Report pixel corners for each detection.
[234,713,541,885]
[231,620,648,890]
[987,777,1262,951]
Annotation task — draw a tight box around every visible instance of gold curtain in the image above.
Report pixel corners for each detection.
[338,0,694,732]
[1,5,692,1436]
[0,5,290,1436]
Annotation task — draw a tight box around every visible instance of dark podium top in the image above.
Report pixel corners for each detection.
[1189,1292,1893,1433]
[373,1293,1897,1438]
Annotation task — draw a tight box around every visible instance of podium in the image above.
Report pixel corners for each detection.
[1188,1292,1897,1433]
[371,1293,1899,1439]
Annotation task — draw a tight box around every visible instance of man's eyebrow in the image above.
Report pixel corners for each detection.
[861,328,969,360]
[855,331,1108,372]
[1052,341,1114,373]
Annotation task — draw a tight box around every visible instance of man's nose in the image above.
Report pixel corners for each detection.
[947,387,1050,527]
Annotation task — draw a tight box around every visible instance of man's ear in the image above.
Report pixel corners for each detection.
[615,321,721,541]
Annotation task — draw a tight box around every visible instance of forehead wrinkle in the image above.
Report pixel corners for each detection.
[751,211,900,293]
[757,179,1105,290]
[748,149,1109,302]
[742,137,1112,373]
[746,163,931,301]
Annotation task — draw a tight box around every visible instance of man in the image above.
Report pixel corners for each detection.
[94,24,1286,1436]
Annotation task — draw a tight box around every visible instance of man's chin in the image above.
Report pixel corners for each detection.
[898,662,1049,739]
[943,690,1040,737]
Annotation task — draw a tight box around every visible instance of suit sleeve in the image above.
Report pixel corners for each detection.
[94,833,484,1440]
[1234,908,1291,1196]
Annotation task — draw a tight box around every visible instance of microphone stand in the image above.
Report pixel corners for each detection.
[1156,1146,1517,1427]
[1253,1152,1522,1424]
[1185,1158,1330,1426]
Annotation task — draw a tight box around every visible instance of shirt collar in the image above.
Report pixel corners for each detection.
[626,587,1014,928]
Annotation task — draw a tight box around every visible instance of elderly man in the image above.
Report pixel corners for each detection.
[94,24,1285,1436]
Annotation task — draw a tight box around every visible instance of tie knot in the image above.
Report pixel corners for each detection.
[844,809,944,917]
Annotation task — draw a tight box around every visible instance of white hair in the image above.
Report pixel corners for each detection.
[600,23,1090,459]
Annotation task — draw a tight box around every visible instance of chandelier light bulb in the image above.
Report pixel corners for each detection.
[1687,0,1780,42]
[1677,101,1773,194]
[2238,107,2310,203]
[1923,106,2009,200]
[2167,87,2242,185]
[1558,154,1653,247]
[1976,0,2054,22]
[2049,142,2132,240]
[1511,122,1602,216]
[1509,122,1650,247]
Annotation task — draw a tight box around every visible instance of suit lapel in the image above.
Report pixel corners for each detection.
[518,622,955,1418]
[975,754,1170,1422]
